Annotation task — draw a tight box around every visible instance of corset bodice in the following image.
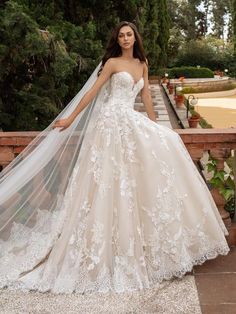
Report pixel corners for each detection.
[106,71,144,108]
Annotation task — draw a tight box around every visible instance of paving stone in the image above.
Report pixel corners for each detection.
[194,248,236,313]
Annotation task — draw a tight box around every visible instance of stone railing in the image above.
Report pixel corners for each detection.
[0,132,38,171]
[178,128,236,246]
[0,128,236,245]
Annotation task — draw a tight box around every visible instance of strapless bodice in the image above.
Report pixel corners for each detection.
[106,71,144,107]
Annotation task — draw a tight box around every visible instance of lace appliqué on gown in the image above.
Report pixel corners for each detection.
[0,71,229,294]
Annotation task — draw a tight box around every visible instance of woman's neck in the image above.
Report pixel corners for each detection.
[120,49,134,60]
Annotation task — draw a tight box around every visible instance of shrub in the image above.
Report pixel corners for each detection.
[199,119,213,128]
[167,66,214,78]
[182,82,236,94]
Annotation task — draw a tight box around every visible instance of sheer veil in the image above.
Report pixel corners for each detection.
[0,61,108,246]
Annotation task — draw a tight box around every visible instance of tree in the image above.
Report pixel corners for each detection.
[174,36,234,72]
[142,0,160,73]
[0,0,171,130]
[211,1,228,38]
[233,0,236,54]
[156,0,170,67]
[0,1,102,131]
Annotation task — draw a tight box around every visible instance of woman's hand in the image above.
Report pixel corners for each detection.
[52,118,72,131]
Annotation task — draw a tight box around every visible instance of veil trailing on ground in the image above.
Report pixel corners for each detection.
[0,61,108,248]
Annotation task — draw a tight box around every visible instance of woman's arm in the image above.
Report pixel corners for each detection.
[53,59,115,130]
[141,63,157,122]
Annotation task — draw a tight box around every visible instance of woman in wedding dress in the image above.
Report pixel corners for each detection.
[0,21,230,294]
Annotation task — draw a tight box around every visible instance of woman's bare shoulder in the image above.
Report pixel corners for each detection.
[105,57,119,65]
[104,57,124,72]
[102,58,117,73]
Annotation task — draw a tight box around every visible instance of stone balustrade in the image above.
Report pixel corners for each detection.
[0,128,236,245]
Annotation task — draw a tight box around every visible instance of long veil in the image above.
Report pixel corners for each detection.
[0,62,108,257]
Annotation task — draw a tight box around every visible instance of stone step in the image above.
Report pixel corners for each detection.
[158,120,172,128]
[135,83,173,129]
[158,115,170,121]
[154,105,166,110]
[156,109,168,115]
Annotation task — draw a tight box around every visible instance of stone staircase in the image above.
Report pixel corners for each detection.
[134,83,172,129]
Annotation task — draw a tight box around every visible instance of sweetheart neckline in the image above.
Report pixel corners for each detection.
[113,71,144,85]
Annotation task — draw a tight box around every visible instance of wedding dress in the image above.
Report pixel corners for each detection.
[0,70,230,294]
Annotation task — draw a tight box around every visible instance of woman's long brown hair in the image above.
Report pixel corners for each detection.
[98,21,147,75]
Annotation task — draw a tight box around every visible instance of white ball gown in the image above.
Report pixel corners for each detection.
[0,70,230,294]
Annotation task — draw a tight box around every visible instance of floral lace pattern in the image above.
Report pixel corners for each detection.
[0,71,229,294]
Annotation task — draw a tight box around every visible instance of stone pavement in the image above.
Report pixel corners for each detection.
[194,247,236,314]
[0,276,201,314]
[1,248,235,314]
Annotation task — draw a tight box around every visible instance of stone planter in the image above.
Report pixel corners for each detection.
[188,117,200,128]
[175,94,185,108]
[168,84,174,94]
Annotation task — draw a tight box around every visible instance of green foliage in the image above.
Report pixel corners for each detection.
[156,0,170,67]
[206,155,235,215]
[0,1,73,130]
[199,118,213,129]
[142,0,161,74]
[167,66,214,78]
[167,0,231,40]
[0,0,171,131]
[0,0,102,131]
[210,0,229,38]
[167,26,185,67]
[182,82,236,94]
[167,0,201,41]
[175,39,220,69]
[233,0,236,54]
[141,0,170,73]
[173,37,236,78]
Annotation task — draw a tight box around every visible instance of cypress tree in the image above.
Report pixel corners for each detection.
[233,0,236,55]
[143,0,160,73]
[156,0,170,67]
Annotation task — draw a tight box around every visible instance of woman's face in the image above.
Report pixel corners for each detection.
[117,25,136,50]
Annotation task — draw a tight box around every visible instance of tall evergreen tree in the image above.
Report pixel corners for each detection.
[142,0,160,72]
[167,0,201,41]
[156,0,170,66]
[211,1,228,38]
[233,0,236,54]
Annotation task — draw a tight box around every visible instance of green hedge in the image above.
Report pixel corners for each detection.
[182,82,236,94]
[167,66,214,78]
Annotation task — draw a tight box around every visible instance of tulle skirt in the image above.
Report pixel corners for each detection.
[0,108,229,294]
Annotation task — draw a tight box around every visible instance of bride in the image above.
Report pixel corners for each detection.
[0,21,229,294]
